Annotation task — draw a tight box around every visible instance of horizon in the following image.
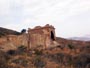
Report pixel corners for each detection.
[0,0,90,38]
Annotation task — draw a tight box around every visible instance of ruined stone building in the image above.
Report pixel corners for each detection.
[28,24,58,49]
[0,24,59,51]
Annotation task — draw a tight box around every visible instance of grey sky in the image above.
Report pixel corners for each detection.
[0,0,90,38]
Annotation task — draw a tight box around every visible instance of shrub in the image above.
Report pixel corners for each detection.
[46,53,64,64]
[56,45,64,49]
[73,54,90,68]
[33,56,46,68]
[7,50,16,55]
[68,44,74,49]
[16,45,27,55]
[21,29,26,34]
[18,45,27,51]
[34,49,43,55]
[12,58,28,67]
[0,50,10,68]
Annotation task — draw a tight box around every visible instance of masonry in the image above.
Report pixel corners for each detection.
[0,24,59,51]
[28,24,57,49]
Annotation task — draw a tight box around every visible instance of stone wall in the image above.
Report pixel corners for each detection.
[0,34,28,51]
[8,34,28,47]
[28,24,57,49]
[0,37,7,45]
[0,24,58,51]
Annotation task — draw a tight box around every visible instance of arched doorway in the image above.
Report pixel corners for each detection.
[51,31,55,41]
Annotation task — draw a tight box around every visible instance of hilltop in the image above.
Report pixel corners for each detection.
[0,27,90,68]
[57,37,90,46]
[0,27,20,37]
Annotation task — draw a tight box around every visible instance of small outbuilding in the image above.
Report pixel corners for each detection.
[28,24,58,49]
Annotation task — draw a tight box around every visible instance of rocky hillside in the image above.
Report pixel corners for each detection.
[0,27,20,37]
[56,37,90,48]
[69,36,90,41]
[0,44,90,68]
[0,27,90,68]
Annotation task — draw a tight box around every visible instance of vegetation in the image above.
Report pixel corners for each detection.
[34,49,43,55]
[21,29,26,34]
[11,58,29,67]
[0,27,90,68]
[7,50,16,55]
[68,44,75,50]
[0,43,90,68]
[32,56,46,68]
[0,50,10,68]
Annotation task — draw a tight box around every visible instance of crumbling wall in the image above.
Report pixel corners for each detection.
[0,24,58,51]
[0,37,7,44]
[28,24,56,49]
[8,34,28,47]
[29,29,46,48]
[0,34,28,51]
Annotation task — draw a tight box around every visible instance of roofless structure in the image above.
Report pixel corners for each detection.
[28,24,57,49]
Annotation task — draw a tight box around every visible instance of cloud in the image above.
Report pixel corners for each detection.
[0,0,90,38]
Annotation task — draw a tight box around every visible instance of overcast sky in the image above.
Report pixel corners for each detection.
[0,0,90,38]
